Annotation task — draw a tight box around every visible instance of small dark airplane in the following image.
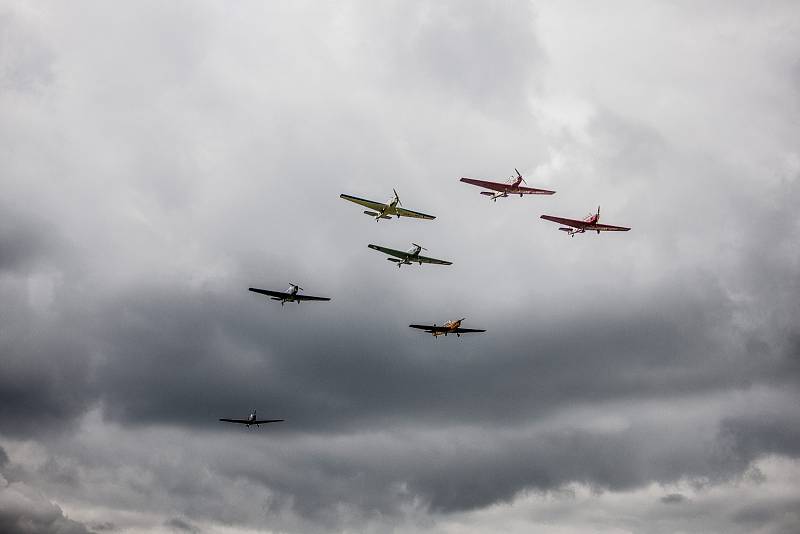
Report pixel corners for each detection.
[540,206,630,237]
[368,243,452,268]
[409,318,486,338]
[460,168,555,201]
[340,189,436,221]
[219,409,284,428]
[248,283,331,306]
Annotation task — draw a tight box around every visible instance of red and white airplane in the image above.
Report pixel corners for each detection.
[540,206,630,237]
[460,169,555,201]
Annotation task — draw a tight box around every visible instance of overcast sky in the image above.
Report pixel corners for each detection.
[1,1,799,533]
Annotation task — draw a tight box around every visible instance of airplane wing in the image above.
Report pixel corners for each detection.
[591,223,631,232]
[540,215,589,229]
[452,328,486,333]
[291,294,331,301]
[460,177,554,195]
[248,288,330,301]
[393,206,436,220]
[514,185,556,195]
[248,287,291,299]
[219,418,284,424]
[409,324,449,333]
[417,254,453,265]
[368,244,408,260]
[340,194,387,213]
[460,177,509,192]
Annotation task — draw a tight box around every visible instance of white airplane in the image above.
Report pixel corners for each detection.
[409,318,486,338]
[340,189,435,221]
[219,409,284,428]
[367,243,453,268]
[248,283,331,306]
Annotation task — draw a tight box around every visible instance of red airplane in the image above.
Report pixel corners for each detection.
[460,169,555,201]
[540,206,630,237]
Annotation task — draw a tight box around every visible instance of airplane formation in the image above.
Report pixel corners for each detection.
[227,169,630,427]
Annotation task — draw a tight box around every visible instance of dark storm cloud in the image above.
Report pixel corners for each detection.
[0,503,91,534]
[718,411,800,465]
[0,454,92,534]
[1,1,800,532]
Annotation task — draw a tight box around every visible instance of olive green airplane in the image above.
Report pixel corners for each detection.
[340,189,435,221]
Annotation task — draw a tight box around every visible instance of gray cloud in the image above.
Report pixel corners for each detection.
[0,1,799,533]
[0,471,92,534]
[165,517,201,533]
[660,493,688,505]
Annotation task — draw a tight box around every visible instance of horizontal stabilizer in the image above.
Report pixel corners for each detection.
[387,258,402,262]
[363,210,380,216]
[480,191,494,196]
[558,227,572,232]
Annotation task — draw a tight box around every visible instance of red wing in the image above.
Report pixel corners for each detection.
[591,223,631,232]
[460,177,510,192]
[540,215,588,229]
[515,185,555,195]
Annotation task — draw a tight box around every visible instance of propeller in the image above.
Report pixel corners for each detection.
[412,243,427,251]
[515,168,527,185]
[393,188,402,206]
